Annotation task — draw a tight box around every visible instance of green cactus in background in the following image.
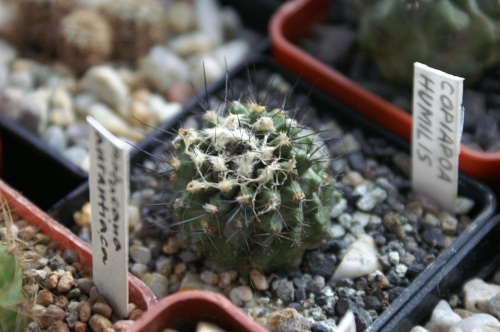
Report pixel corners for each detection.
[354,0,500,86]
[0,245,29,332]
[167,101,340,271]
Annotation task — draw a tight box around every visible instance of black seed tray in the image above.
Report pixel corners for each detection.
[0,115,87,210]
[379,214,500,331]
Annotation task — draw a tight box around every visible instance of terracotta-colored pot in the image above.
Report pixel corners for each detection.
[0,178,157,311]
[269,0,500,191]
[128,290,268,332]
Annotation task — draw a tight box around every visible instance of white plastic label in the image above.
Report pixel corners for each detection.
[87,116,129,318]
[412,63,464,213]
[337,311,356,332]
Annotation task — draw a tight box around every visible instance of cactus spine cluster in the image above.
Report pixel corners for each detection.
[0,245,29,332]
[168,101,340,270]
[354,0,500,85]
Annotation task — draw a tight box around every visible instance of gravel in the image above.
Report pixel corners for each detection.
[0,213,143,331]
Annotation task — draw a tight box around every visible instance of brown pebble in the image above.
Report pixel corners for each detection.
[36,289,54,307]
[102,328,115,332]
[89,314,112,332]
[54,295,69,310]
[166,82,195,104]
[34,244,48,256]
[57,271,75,292]
[79,301,92,323]
[128,308,143,320]
[46,321,70,332]
[174,262,187,275]
[46,274,59,289]
[92,302,113,319]
[163,236,180,254]
[74,321,87,332]
[112,320,135,332]
[34,232,51,244]
[268,308,311,332]
[18,225,38,241]
[64,265,76,274]
[40,305,66,328]
[382,211,405,240]
[77,278,95,295]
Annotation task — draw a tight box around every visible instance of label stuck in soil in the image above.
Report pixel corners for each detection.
[87,116,129,318]
[337,311,356,332]
[412,63,464,213]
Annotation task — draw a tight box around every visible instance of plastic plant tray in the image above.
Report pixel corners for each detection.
[379,215,500,331]
[269,0,500,191]
[48,57,497,332]
[0,115,87,210]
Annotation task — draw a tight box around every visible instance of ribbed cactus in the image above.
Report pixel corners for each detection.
[17,0,76,55]
[168,101,340,270]
[354,0,500,85]
[58,9,112,73]
[104,0,168,62]
[0,246,29,332]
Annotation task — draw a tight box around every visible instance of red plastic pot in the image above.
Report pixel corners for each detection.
[270,0,500,190]
[0,179,157,311]
[128,290,268,332]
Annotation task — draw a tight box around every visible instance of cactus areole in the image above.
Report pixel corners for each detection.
[355,0,500,86]
[168,101,340,270]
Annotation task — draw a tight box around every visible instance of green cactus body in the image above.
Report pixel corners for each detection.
[168,102,340,270]
[355,0,500,85]
[0,245,29,332]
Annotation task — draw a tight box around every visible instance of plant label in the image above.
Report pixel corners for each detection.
[412,63,464,213]
[87,116,129,318]
[337,311,356,332]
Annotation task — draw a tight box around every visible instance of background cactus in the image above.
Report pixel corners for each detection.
[104,0,168,62]
[58,9,112,74]
[0,245,29,332]
[17,0,76,55]
[354,0,500,86]
[167,100,341,271]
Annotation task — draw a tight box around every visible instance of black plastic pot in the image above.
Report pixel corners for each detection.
[49,57,497,331]
[379,215,500,331]
[0,115,87,210]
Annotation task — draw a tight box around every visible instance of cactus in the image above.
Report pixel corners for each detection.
[167,100,341,270]
[354,0,500,86]
[17,0,76,55]
[104,0,168,62]
[0,245,29,332]
[58,9,112,74]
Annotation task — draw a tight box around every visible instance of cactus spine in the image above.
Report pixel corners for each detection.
[355,0,500,85]
[168,101,340,270]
